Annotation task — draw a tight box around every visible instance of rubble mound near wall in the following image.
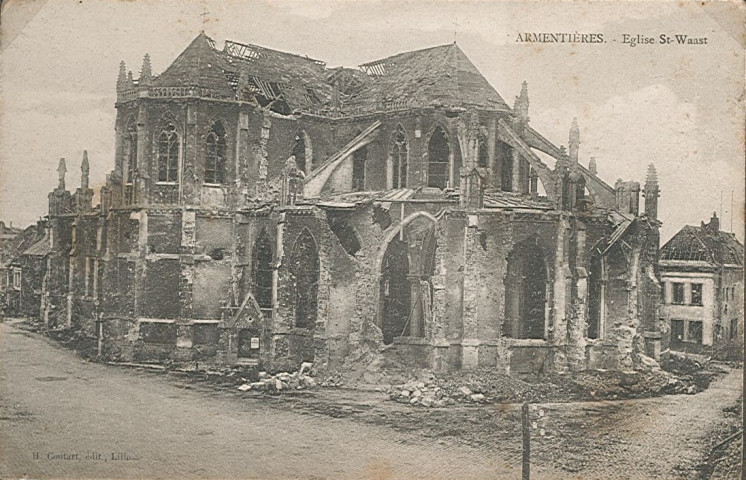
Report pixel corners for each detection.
[385,364,725,408]
[237,369,317,392]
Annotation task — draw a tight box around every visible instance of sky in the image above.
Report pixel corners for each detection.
[0,0,743,244]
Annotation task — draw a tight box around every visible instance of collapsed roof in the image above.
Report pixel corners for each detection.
[146,33,509,115]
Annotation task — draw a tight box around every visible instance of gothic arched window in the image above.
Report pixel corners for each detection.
[288,229,319,329]
[252,231,273,311]
[157,124,179,183]
[428,126,450,189]
[391,126,408,189]
[205,122,227,184]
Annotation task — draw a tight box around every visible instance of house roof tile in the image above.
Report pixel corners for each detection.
[660,225,743,266]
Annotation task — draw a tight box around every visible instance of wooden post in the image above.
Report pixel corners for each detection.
[522,402,530,480]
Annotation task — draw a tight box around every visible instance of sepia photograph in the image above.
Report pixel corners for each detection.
[0,0,743,478]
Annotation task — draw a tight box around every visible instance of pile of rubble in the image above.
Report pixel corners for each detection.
[388,379,488,408]
[237,362,317,392]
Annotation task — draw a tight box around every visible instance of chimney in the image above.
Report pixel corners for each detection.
[707,212,719,232]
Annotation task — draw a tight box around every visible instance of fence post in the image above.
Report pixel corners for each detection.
[522,402,530,480]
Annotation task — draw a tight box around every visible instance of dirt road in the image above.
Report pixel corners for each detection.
[0,322,552,480]
[1,321,741,479]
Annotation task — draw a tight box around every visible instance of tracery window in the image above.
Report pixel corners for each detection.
[157,124,179,183]
[252,231,273,311]
[391,126,408,188]
[205,122,227,184]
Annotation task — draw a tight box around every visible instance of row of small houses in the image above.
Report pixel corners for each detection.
[2,214,743,358]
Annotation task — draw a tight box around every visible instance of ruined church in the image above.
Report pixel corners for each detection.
[37,33,662,374]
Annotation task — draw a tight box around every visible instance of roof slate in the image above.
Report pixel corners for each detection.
[660,225,744,266]
[23,234,52,257]
[149,36,508,114]
[153,33,236,99]
[352,43,508,111]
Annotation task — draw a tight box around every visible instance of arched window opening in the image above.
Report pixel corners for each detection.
[125,123,137,184]
[478,141,489,168]
[588,253,603,339]
[497,141,513,192]
[428,126,450,189]
[289,229,319,329]
[327,213,361,256]
[352,145,367,191]
[504,238,547,339]
[391,126,408,189]
[292,133,307,173]
[157,124,179,183]
[205,122,226,184]
[252,232,273,311]
[380,236,411,344]
[379,218,435,345]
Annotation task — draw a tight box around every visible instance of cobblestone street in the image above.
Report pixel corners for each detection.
[1,321,742,479]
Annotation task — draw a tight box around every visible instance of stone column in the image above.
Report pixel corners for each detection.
[182,105,199,205]
[530,170,538,198]
[407,274,423,337]
[511,150,522,193]
[66,256,74,329]
[448,151,456,188]
[430,226,450,371]
[487,118,497,186]
[551,216,571,371]
[386,153,393,190]
[136,104,149,205]
[235,111,250,207]
[461,215,481,370]
[179,211,196,323]
[599,256,608,339]
[567,221,587,371]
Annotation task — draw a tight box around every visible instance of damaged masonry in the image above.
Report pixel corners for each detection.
[32,34,662,375]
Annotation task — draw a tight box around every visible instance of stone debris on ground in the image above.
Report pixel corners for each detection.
[387,375,494,408]
[236,367,317,393]
[384,358,726,408]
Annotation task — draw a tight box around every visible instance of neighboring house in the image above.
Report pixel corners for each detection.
[0,220,23,311]
[19,232,52,320]
[659,213,744,354]
[1,221,46,317]
[28,34,663,374]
